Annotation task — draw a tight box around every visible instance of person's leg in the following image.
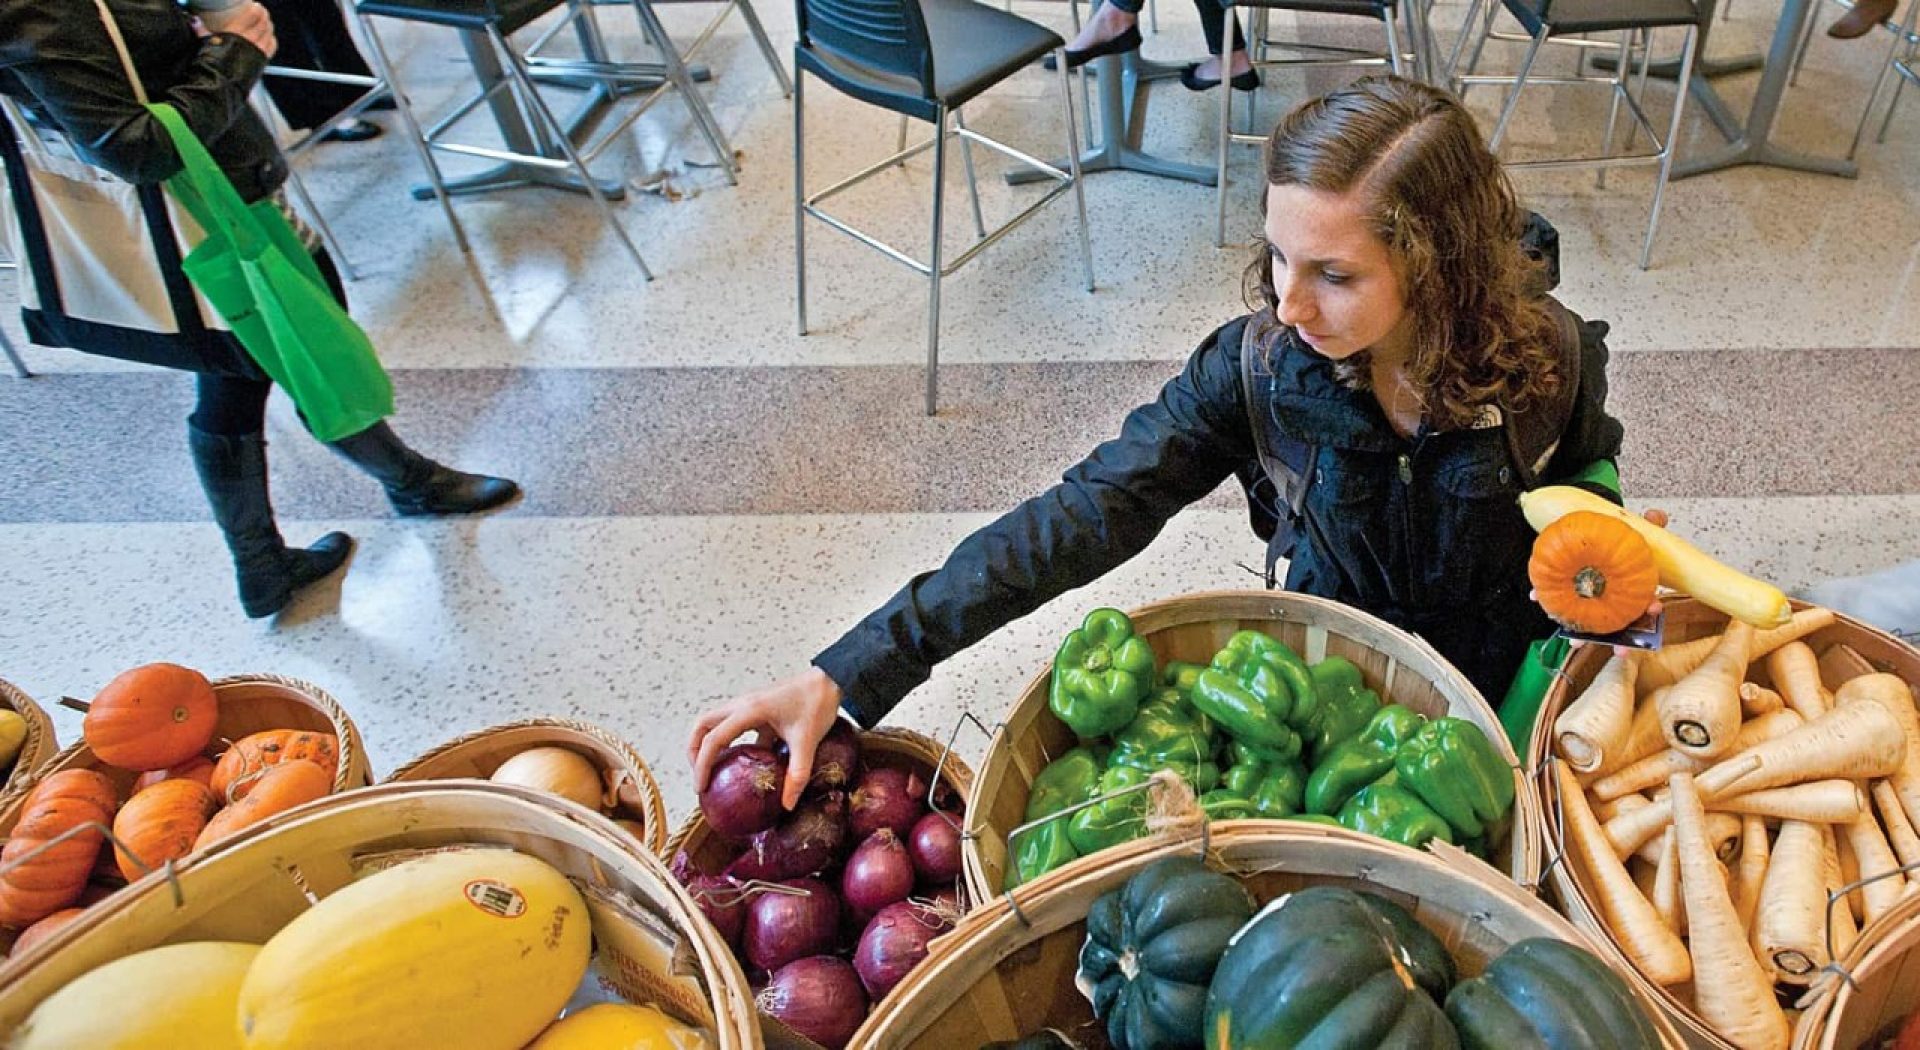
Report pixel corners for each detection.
[1068,0,1146,59]
[1189,0,1252,84]
[1830,0,1899,40]
[257,0,383,135]
[306,251,521,516]
[188,373,353,618]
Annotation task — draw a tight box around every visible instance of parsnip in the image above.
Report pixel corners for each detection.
[1711,779,1866,824]
[1670,772,1790,1050]
[1639,607,1837,692]
[1733,815,1769,932]
[1769,642,1830,720]
[1751,820,1831,985]
[1836,673,1920,836]
[1660,621,1752,758]
[1739,682,1785,716]
[1825,825,1860,956]
[1599,690,1672,777]
[1555,764,1691,985]
[1556,653,1639,773]
[1653,834,1683,934]
[1695,700,1905,798]
[1591,709,1802,801]
[1843,808,1905,924]
[1872,780,1920,871]
[1593,792,1649,824]
[1632,811,1740,867]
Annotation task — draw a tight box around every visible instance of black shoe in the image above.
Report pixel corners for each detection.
[327,421,520,517]
[1179,63,1261,92]
[188,427,354,618]
[366,95,398,112]
[320,119,383,143]
[1065,26,1142,69]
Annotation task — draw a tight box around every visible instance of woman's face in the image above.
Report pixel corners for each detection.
[1264,183,1412,366]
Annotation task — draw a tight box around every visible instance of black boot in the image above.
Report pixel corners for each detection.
[327,421,519,516]
[188,428,353,618]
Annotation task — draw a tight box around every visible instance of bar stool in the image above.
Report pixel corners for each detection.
[1851,0,1920,154]
[794,0,1095,415]
[1449,0,1702,270]
[1213,0,1412,248]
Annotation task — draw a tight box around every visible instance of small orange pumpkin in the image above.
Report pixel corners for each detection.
[1528,510,1660,635]
[112,778,220,882]
[83,663,219,772]
[194,759,331,851]
[10,907,85,957]
[211,731,338,802]
[0,769,118,927]
[133,755,217,794]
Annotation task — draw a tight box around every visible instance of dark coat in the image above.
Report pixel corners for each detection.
[0,0,286,202]
[816,312,1625,722]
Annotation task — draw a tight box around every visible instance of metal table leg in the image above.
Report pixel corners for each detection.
[1589,0,1757,141]
[1,326,29,379]
[1008,49,1215,186]
[1673,0,1859,178]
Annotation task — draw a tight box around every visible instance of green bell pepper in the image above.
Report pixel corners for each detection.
[1110,695,1220,793]
[1068,765,1153,855]
[1161,660,1206,696]
[1008,821,1079,889]
[1190,647,1301,754]
[1207,745,1305,819]
[1303,657,1382,763]
[1394,717,1517,839]
[1222,630,1318,727]
[1337,783,1455,849]
[1200,789,1258,820]
[1288,813,1343,828]
[1248,762,1306,818]
[1303,704,1427,816]
[1049,608,1157,739]
[1008,745,1107,889]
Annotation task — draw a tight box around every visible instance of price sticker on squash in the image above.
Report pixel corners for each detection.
[464,879,529,919]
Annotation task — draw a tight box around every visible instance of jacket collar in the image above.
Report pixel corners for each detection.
[1257,325,1404,454]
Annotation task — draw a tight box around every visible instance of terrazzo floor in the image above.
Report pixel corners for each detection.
[1,0,1916,822]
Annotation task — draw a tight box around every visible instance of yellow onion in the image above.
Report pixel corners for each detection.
[491,747,607,813]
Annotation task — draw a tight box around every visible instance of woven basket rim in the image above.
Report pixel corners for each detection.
[386,717,669,855]
[1535,597,1920,1050]
[0,677,57,797]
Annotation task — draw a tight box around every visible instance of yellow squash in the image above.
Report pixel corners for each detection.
[237,849,590,1050]
[12,941,259,1049]
[0,709,27,770]
[1518,486,1791,628]
[526,1003,714,1049]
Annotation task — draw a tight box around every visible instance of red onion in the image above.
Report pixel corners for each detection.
[908,810,963,884]
[744,878,840,973]
[685,874,746,948]
[669,849,702,884]
[853,899,955,1001]
[778,720,863,795]
[848,766,927,841]
[725,792,848,881]
[701,745,787,840]
[841,829,915,922]
[757,956,869,1049]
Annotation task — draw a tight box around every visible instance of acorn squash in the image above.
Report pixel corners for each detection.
[1444,938,1663,1050]
[1076,856,1255,1050]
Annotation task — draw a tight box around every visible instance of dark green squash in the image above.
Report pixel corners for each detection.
[1076,856,1256,1050]
[1204,886,1461,1050]
[1444,938,1663,1050]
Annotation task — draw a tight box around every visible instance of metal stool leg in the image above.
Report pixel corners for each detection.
[491,25,655,280]
[732,0,793,96]
[1057,46,1094,293]
[1488,27,1548,152]
[1446,0,1488,91]
[795,70,809,335]
[1383,11,1406,75]
[925,107,949,416]
[1791,0,1821,86]
[356,11,470,254]
[1598,28,1631,189]
[1642,25,1699,270]
[281,163,359,281]
[629,0,738,183]
[1,326,28,379]
[1852,0,1920,154]
[1215,5,1235,248]
[954,107,987,239]
[1880,61,1912,142]
[896,116,910,167]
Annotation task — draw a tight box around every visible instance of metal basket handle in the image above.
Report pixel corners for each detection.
[0,819,184,909]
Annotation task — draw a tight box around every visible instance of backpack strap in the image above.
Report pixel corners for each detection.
[1239,315,1316,587]
[1501,296,1584,489]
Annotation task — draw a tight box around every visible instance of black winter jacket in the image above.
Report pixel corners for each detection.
[0,0,285,202]
[816,312,1625,722]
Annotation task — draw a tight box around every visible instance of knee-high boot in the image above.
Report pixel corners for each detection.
[326,421,519,516]
[188,427,353,618]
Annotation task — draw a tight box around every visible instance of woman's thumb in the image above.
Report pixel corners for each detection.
[782,736,816,811]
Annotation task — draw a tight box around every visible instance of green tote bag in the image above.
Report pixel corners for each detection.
[145,102,393,441]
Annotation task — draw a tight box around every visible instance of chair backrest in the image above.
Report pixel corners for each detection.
[796,0,936,95]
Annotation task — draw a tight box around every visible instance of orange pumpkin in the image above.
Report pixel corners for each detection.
[83,663,219,772]
[1528,510,1660,635]
[0,770,118,927]
[211,731,338,802]
[133,755,217,793]
[194,760,331,851]
[10,907,84,957]
[112,779,219,882]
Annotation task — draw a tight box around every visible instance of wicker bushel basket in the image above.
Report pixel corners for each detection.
[962,589,1542,903]
[1535,597,1920,1050]
[0,781,760,1048]
[387,718,670,856]
[854,820,1684,1048]
[0,674,373,960]
[0,677,58,795]
[1792,890,1920,1049]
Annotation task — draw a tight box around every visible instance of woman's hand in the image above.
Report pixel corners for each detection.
[209,2,278,59]
[690,668,845,811]
[1556,507,1671,656]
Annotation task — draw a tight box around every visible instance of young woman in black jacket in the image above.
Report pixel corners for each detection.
[0,0,518,618]
[691,75,1655,808]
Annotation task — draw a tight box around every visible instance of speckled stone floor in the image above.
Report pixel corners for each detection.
[1,0,1916,823]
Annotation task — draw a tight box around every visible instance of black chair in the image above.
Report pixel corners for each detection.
[794,0,1095,415]
[1448,0,1703,269]
[1212,0,1420,247]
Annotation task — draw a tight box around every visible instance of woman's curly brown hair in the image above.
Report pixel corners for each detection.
[1242,75,1561,431]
